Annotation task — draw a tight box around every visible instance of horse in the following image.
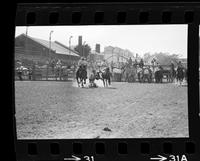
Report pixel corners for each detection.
[16,66,23,81]
[122,65,137,82]
[137,67,152,83]
[142,67,152,83]
[176,66,185,85]
[184,68,188,82]
[76,65,87,87]
[137,67,143,82]
[96,67,111,87]
[55,66,69,81]
[169,68,176,83]
[154,67,163,83]
[88,70,98,88]
[55,65,63,81]
[162,69,172,83]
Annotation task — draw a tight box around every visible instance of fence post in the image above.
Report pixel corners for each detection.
[32,65,36,81]
[46,64,48,80]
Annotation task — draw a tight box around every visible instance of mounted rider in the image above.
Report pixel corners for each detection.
[56,59,62,68]
[78,57,88,71]
[177,61,183,68]
[100,59,109,72]
[176,61,184,74]
[128,57,133,67]
[177,61,184,74]
[76,57,88,87]
[139,58,144,68]
[16,60,23,81]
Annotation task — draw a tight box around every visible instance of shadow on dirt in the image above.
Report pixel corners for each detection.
[82,87,117,90]
[104,87,117,89]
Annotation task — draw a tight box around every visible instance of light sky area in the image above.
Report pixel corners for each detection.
[15,25,188,58]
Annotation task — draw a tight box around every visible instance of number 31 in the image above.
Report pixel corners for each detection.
[84,156,94,161]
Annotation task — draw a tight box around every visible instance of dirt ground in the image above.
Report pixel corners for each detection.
[15,80,189,139]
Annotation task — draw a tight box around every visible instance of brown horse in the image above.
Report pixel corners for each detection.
[176,66,185,85]
[123,65,137,82]
[137,67,152,83]
[76,65,87,87]
[96,68,112,87]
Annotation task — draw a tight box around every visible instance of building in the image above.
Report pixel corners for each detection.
[15,34,80,66]
[95,44,101,53]
[87,44,104,62]
[103,46,135,67]
[88,50,104,63]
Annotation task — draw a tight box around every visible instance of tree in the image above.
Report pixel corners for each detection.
[152,52,179,65]
[143,52,151,63]
[74,44,91,58]
[142,52,180,66]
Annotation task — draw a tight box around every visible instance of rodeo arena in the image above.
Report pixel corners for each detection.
[15,33,189,139]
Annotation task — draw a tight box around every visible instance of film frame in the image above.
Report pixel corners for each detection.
[13,2,200,161]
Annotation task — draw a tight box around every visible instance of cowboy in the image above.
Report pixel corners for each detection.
[16,60,22,67]
[139,59,144,68]
[56,59,62,68]
[78,57,87,69]
[28,67,32,80]
[128,57,133,66]
[177,61,183,68]
[16,65,23,81]
[101,59,109,71]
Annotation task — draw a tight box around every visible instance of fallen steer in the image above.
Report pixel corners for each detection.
[89,70,98,88]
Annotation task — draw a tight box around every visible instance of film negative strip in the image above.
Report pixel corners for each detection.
[14,2,200,161]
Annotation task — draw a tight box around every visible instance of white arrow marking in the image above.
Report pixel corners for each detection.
[150,155,167,161]
[64,155,81,161]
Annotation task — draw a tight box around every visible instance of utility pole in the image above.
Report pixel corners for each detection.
[49,30,54,60]
[111,47,115,68]
[47,30,53,80]
[69,36,73,65]
[82,41,86,58]
[25,26,28,55]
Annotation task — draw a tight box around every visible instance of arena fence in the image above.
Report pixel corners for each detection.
[15,67,75,81]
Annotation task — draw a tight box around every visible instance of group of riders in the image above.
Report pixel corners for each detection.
[16,56,187,87]
[76,57,111,87]
[76,56,187,87]
[123,57,187,85]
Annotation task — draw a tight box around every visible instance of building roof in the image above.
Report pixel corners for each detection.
[16,34,80,57]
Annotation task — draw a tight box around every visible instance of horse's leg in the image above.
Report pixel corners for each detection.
[80,79,83,87]
[177,78,179,85]
[80,78,83,87]
[108,77,111,85]
[59,71,61,81]
[180,77,184,85]
[176,76,178,84]
[76,77,80,87]
[103,79,105,87]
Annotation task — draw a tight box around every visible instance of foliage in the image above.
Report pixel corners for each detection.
[143,52,180,66]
